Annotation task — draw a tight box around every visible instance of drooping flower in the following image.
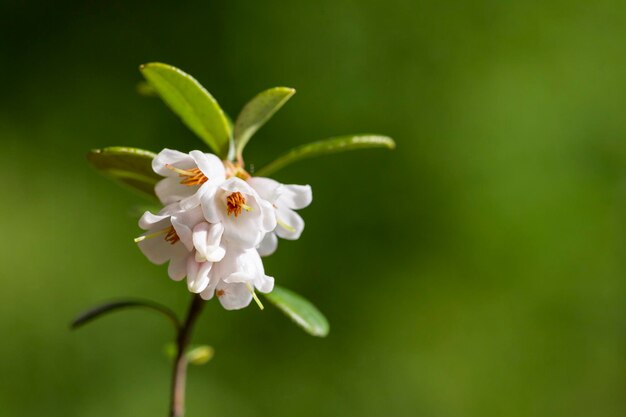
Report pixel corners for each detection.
[247,177,312,256]
[200,244,274,310]
[152,149,226,208]
[200,177,277,249]
[136,204,223,293]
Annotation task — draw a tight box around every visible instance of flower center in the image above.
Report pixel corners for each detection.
[164,226,180,245]
[134,225,180,245]
[226,192,252,217]
[224,160,251,180]
[165,164,208,186]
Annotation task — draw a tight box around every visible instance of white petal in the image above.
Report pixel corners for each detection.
[138,211,169,231]
[193,222,226,262]
[155,177,195,205]
[220,177,257,195]
[280,184,312,210]
[152,149,194,176]
[171,206,204,251]
[255,274,274,294]
[200,187,223,224]
[186,256,212,293]
[137,229,172,264]
[257,196,277,232]
[257,232,278,257]
[247,177,282,203]
[179,182,215,210]
[275,207,305,240]
[216,282,252,310]
[190,151,226,183]
[167,245,189,281]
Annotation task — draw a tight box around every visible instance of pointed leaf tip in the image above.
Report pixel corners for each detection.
[234,86,296,159]
[87,146,160,198]
[140,62,233,158]
[256,134,395,176]
[264,285,329,337]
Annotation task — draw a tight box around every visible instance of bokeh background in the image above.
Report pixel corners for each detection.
[1,1,625,416]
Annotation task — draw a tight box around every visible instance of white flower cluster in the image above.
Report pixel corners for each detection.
[135,149,312,310]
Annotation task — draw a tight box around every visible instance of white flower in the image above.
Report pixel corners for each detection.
[200,245,274,310]
[152,149,226,209]
[201,177,277,249]
[136,204,223,293]
[247,177,312,256]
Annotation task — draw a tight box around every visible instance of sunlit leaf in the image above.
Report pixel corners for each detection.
[140,62,233,158]
[264,285,329,337]
[186,345,214,365]
[71,299,180,330]
[255,134,395,176]
[234,87,295,159]
[86,147,159,198]
[163,344,214,365]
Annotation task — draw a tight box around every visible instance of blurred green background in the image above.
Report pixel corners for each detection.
[1,1,625,416]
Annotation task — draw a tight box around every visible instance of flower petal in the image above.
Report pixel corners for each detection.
[255,274,274,293]
[216,282,252,310]
[190,151,226,182]
[280,184,312,210]
[155,177,195,205]
[186,256,212,293]
[167,245,189,281]
[275,207,305,240]
[257,232,278,257]
[193,222,226,262]
[152,149,194,176]
[247,177,282,203]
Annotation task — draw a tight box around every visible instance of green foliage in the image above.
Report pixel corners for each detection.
[140,63,233,158]
[86,147,160,198]
[234,87,295,159]
[186,345,214,365]
[264,285,329,337]
[255,135,396,176]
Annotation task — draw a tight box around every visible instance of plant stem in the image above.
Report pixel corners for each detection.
[169,294,205,417]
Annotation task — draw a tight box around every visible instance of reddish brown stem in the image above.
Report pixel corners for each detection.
[169,295,205,417]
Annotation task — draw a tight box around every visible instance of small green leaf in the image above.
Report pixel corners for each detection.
[140,62,233,158]
[71,299,180,330]
[186,345,214,365]
[234,87,295,159]
[87,147,160,198]
[255,135,396,176]
[264,285,329,337]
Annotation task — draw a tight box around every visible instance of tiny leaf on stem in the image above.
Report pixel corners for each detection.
[264,285,329,337]
[71,299,180,330]
[87,147,160,198]
[255,134,396,176]
[234,87,295,160]
[140,62,233,158]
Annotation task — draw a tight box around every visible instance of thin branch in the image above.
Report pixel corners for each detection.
[71,298,181,331]
[169,294,205,417]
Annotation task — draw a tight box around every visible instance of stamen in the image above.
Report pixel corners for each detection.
[277,218,296,233]
[246,283,264,310]
[165,164,208,186]
[164,226,180,245]
[133,226,180,245]
[226,192,252,217]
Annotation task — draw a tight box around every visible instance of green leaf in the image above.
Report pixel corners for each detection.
[86,147,160,198]
[255,134,396,176]
[186,345,214,365]
[263,285,329,337]
[234,87,295,159]
[71,299,180,330]
[140,62,233,158]
[163,344,214,365]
